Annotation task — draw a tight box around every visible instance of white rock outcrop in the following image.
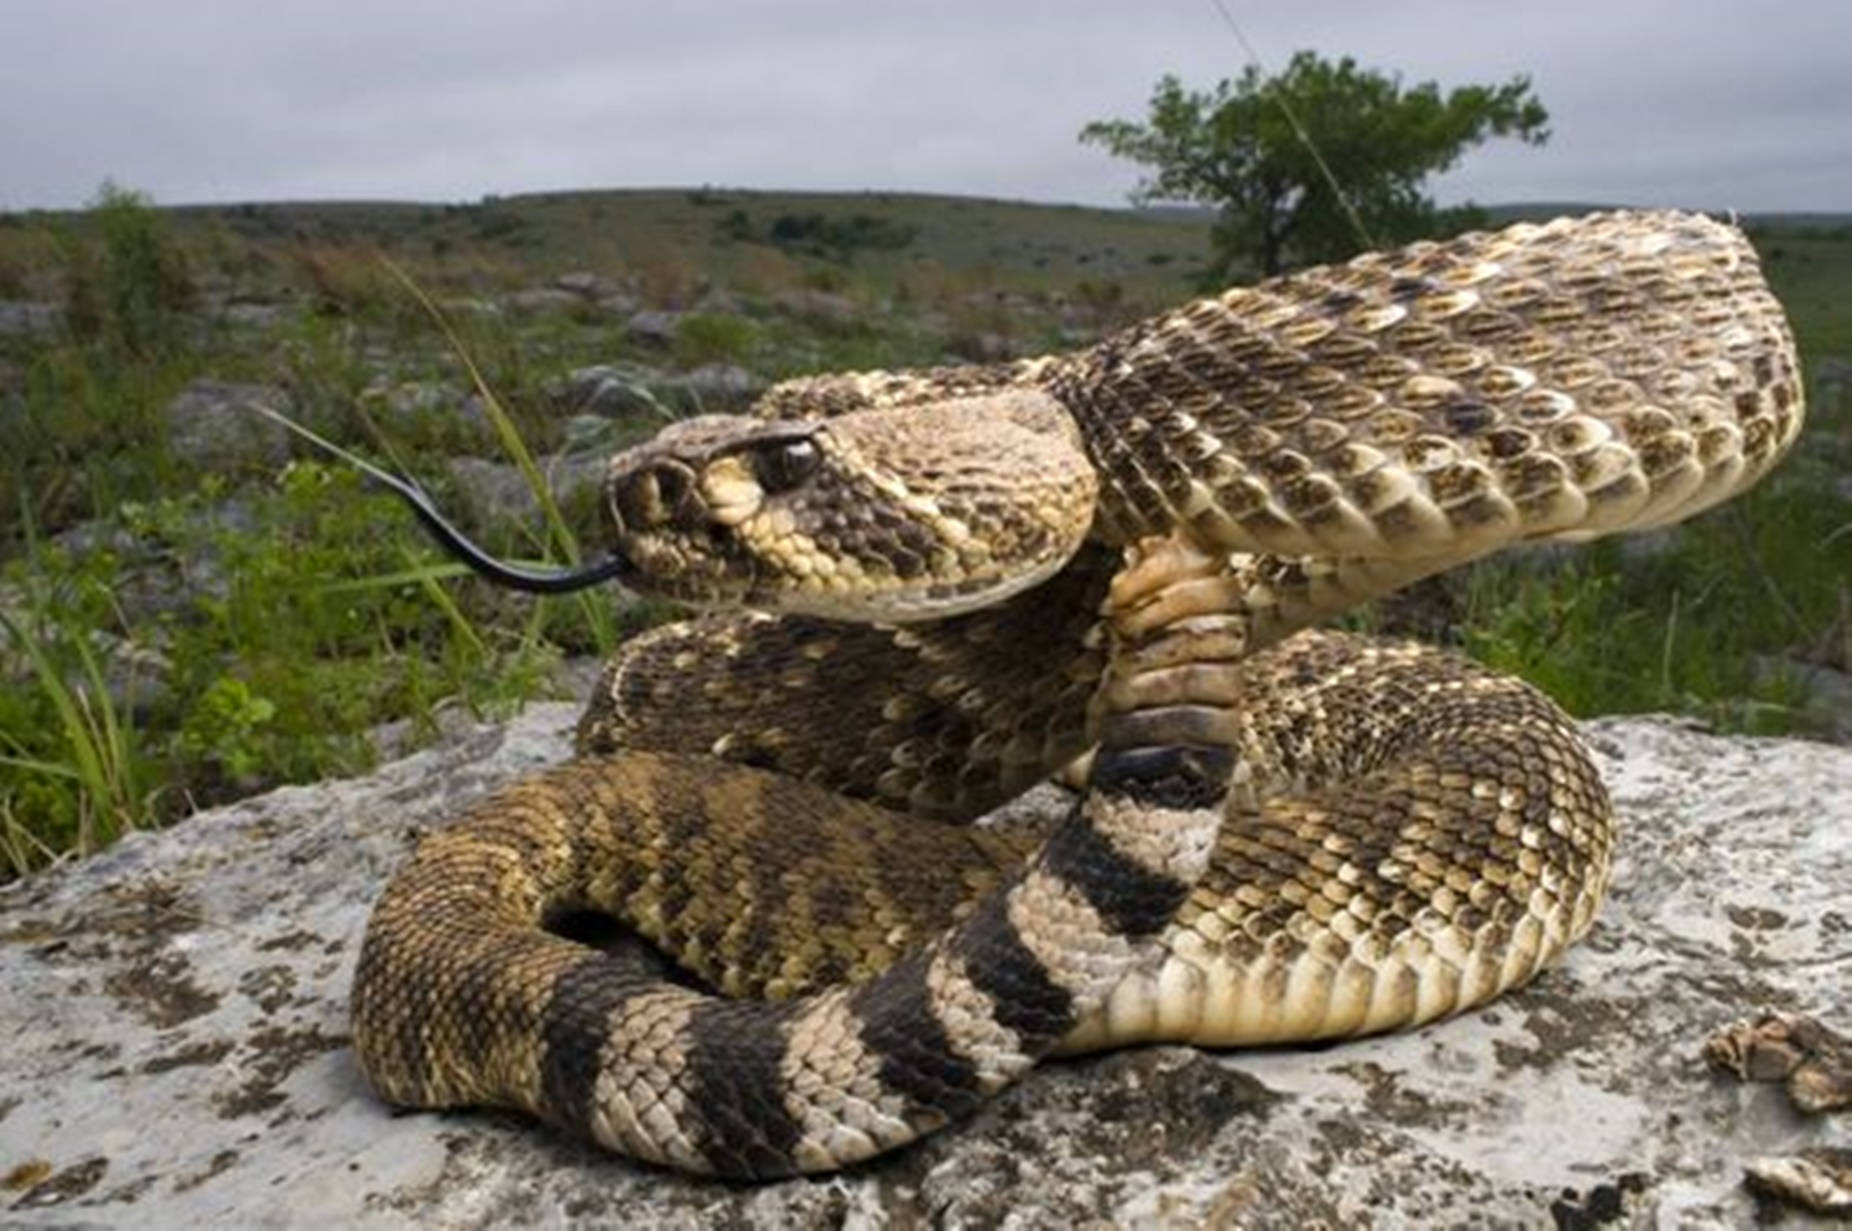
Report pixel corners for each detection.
[1,709,1846,1228]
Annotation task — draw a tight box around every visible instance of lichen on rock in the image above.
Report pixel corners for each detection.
[0,709,1846,1227]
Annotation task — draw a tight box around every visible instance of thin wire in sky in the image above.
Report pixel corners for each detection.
[1204,0,1377,253]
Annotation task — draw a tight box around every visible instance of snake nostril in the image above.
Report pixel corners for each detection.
[614,470,665,531]
[613,463,699,532]
[654,463,693,512]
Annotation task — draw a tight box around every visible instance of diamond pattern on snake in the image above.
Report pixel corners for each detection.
[347,211,1804,1178]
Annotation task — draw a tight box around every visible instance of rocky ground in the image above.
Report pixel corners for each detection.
[1,703,1846,1229]
[2,205,1849,1226]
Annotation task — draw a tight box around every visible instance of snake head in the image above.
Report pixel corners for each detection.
[603,390,1099,622]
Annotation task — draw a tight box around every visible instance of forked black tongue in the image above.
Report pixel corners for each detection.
[247,402,632,594]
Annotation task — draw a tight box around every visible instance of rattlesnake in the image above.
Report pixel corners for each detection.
[349,210,1803,1178]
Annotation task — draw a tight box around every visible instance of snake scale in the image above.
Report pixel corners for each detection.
[350,210,1804,1177]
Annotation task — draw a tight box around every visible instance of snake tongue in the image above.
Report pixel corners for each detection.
[421,525,638,594]
[245,400,640,595]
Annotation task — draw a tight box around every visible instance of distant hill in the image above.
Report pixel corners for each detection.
[146,188,1222,297]
[8,188,1843,350]
[1140,199,1852,230]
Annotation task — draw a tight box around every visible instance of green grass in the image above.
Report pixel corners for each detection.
[1,185,1848,879]
[1457,496,1842,735]
[1753,226,1852,365]
[0,588,154,866]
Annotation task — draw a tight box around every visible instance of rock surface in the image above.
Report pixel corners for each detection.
[1,710,1847,1228]
[772,288,859,324]
[161,380,293,472]
[501,288,584,315]
[444,454,609,527]
[0,301,60,337]
[553,361,766,418]
[625,309,683,346]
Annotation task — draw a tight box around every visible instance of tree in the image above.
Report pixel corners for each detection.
[1081,52,1549,280]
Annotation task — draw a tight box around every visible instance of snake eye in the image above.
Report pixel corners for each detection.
[754,438,820,495]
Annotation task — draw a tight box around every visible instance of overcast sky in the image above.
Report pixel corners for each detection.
[4,1,1848,214]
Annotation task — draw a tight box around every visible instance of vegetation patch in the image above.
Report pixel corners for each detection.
[0,184,1846,879]
[718,208,921,261]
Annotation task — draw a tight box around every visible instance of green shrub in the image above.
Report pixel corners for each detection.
[59,181,198,355]
[673,312,758,367]
[0,336,199,541]
[718,210,920,261]
[0,458,580,878]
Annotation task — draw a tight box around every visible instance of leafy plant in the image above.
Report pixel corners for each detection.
[1082,53,1549,278]
[174,675,278,785]
[58,181,199,354]
[673,312,759,367]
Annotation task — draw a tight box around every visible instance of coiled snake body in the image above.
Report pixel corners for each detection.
[350,211,1803,1177]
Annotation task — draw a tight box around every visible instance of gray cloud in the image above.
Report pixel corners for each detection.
[3,0,1847,212]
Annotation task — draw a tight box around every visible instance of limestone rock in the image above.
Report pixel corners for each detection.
[595,293,643,318]
[502,288,582,315]
[694,289,744,317]
[553,362,765,418]
[626,310,682,346]
[553,271,621,300]
[0,712,1847,1228]
[550,361,663,417]
[0,300,59,337]
[662,362,763,410]
[161,380,293,472]
[772,288,858,324]
[212,299,287,330]
[443,454,608,527]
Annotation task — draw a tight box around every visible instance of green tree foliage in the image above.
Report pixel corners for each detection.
[715,209,918,262]
[1081,52,1550,280]
[60,181,199,354]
